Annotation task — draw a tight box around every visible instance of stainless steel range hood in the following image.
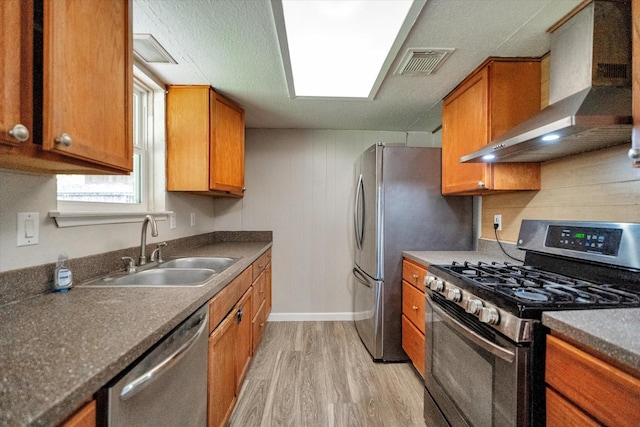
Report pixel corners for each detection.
[461,0,632,163]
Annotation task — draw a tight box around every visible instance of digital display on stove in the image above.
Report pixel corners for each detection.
[545,225,622,256]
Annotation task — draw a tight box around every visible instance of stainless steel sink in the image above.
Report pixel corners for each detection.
[157,257,238,272]
[82,268,215,288]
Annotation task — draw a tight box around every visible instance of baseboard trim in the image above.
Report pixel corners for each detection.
[267,312,355,321]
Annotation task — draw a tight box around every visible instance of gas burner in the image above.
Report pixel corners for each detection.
[513,290,549,302]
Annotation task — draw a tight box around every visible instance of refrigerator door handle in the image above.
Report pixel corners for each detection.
[353,267,372,288]
[354,174,365,251]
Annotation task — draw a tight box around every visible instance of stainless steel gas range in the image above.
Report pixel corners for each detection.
[423,220,640,427]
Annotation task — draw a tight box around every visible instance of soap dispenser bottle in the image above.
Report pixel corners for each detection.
[53,253,73,292]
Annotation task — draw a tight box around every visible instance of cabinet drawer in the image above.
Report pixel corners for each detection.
[402,280,425,334]
[402,315,425,378]
[545,334,640,426]
[209,276,241,333]
[402,259,427,291]
[235,266,253,297]
[252,252,268,281]
[546,387,599,427]
[251,271,266,318]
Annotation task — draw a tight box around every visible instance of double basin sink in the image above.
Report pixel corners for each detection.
[81,257,238,288]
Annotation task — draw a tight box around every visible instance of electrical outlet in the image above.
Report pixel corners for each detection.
[190,212,196,227]
[169,213,177,229]
[494,214,502,231]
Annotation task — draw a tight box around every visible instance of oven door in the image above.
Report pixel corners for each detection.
[425,292,533,427]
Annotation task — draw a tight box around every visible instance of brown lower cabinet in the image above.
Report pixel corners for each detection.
[545,334,640,427]
[401,258,427,378]
[207,249,272,427]
[59,400,96,427]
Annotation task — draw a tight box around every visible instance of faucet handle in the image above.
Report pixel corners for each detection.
[121,256,136,273]
[150,242,167,263]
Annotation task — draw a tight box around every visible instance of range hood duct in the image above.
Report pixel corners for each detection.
[461,0,632,163]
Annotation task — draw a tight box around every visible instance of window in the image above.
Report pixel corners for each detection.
[50,66,169,227]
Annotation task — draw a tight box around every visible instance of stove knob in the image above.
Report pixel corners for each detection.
[445,288,462,302]
[466,299,483,314]
[479,307,500,325]
[428,277,444,292]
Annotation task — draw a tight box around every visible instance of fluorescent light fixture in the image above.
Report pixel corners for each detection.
[482,154,496,161]
[542,134,560,142]
[273,0,424,99]
[133,34,177,64]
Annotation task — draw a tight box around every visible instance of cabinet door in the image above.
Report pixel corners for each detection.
[402,315,425,378]
[42,0,132,172]
[0,0,33,148]
[166,86,211,191]
[235,289,252,393]
[252,299,266,354]
[208,310,237,427]
[210,94,245,195]
[60,400,96,427]
[442,68,489,194]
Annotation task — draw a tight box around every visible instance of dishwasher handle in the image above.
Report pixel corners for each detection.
[119,310,208,401]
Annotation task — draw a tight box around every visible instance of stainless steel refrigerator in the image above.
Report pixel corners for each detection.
[353,143,474,361]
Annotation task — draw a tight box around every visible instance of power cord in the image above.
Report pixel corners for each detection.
[494,223,524,263]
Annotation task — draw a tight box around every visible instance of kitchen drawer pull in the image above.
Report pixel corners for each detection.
[412,305,418,311]
[8,124,29,142]
[412,274,418,280]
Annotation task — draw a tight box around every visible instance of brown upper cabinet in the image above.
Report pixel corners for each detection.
[166,85,245,197]
[0,0,133,174]
[441,58,542,195]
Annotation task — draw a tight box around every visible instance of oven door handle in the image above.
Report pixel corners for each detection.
[429,294,515,363]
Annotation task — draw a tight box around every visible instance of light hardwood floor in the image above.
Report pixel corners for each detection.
[229,321,425,427]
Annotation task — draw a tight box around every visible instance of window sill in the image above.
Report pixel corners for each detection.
[49,211,173,228]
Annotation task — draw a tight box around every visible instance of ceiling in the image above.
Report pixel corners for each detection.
[133,0,583,132]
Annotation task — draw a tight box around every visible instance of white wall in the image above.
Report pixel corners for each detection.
[0,169,217,271]
[214,129,432,320]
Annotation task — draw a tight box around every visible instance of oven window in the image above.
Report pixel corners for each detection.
[428,297,522,427]
[432,315,493,426]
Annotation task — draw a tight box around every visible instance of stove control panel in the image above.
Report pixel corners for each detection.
[545,225,622,256]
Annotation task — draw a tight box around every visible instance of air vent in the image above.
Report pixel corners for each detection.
[597,63,628,80]
[394,48,454,76]
[133,34,177,64]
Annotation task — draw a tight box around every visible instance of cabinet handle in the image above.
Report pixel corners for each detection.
[55,133,72,147]
[412,305,418,311]
[477,181,485,188]
[8,124,29,142]
[237,307,243,324]
[259,322,265,327]
[412,274,418,280]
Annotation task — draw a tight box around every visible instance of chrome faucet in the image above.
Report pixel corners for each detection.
[139,215,158,265]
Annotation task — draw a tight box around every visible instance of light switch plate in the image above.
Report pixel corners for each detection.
[17,212,39,246]
[169,213,177,229]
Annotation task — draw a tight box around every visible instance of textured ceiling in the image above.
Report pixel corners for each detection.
[133,0,583,132]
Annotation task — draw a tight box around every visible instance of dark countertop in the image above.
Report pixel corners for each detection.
[0,241,271,426]
[542,309,640,373]
[403,239,523,268]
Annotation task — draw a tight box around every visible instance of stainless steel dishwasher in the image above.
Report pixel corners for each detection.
[98,304,208,426]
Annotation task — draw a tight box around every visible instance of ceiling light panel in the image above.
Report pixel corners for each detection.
[133,33,177,64]
[277,0,422,99]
